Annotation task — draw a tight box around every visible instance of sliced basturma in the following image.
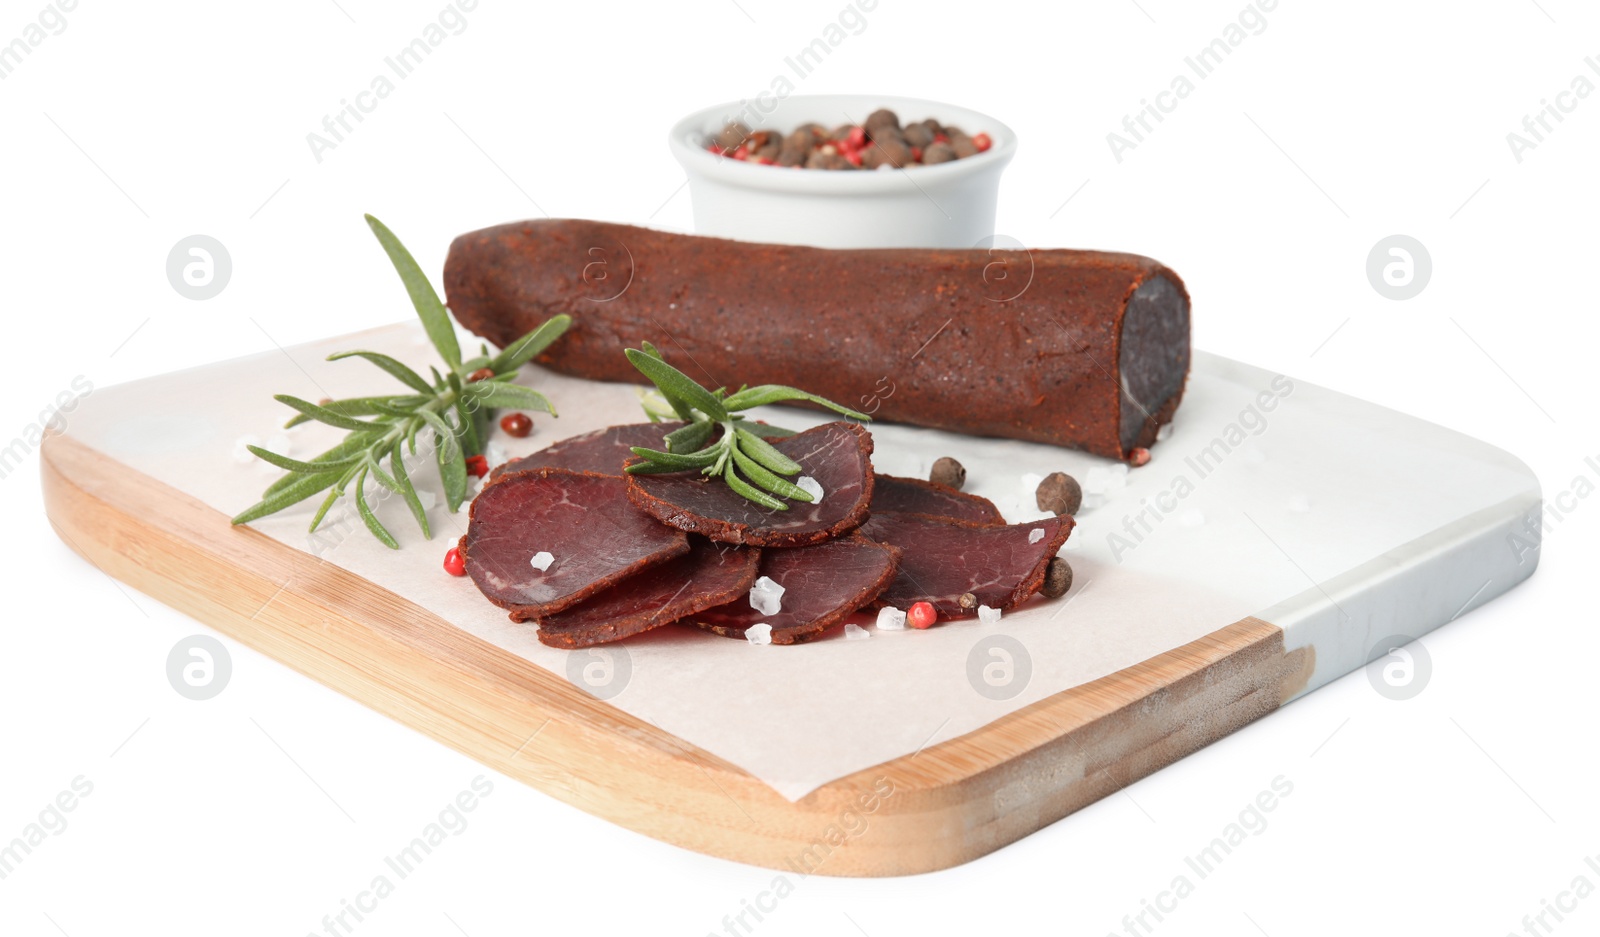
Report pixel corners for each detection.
[690,535,900,645]
[533,538,761,648]
[491,421,684,479]
[461,467,689,620]
[870,474,1005,526]
[626,422,874,547]
[859,512,1074,618]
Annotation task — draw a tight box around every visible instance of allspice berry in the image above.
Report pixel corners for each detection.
[903,122,935,148]
[929,456,966,490]
[715,121,751,151]
[1040,557,1074,599]
[864,108,901,137]
[863,138,914,170]
[1036,471,1082,516]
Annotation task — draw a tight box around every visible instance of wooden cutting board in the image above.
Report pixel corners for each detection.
[39,326,1540,876]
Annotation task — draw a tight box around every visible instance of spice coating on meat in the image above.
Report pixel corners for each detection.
[443,219,1190,460]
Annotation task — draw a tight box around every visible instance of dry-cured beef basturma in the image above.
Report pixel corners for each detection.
[461,467,688,620]
[626,422,874,547]
[870,474,1005,526]
[443,219,1191,460]
[492,421,681,479]
[860,512,1074,617]
[532,537,760,648]
[691,535,901,645]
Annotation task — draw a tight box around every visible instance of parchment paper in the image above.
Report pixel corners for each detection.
[66,323,1539,800]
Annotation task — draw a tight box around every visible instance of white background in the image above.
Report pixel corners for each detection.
[2,1,1596,935]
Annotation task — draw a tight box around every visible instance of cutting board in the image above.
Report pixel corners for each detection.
[40,323,1541,876]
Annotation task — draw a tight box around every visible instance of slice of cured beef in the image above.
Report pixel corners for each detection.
[462,467,689,620]
[626,422,874,547]
[870,474,1005,526]
[690,535,900,645]
[532,537,761,648]
[492,421,682,479]
[859,513,1074,618]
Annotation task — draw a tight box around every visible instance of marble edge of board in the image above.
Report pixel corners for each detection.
[1269,490,1542,701]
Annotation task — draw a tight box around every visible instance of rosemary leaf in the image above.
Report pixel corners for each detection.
[462,381,557,415]
[662,419,714,454]
[454,399,481,459]
[261,432,386,497]
[623,459,691,475]
[246,444,363,476]
[327,351,435,394]
[353,466,400,550]
[624,348,727,421]
[731,445,813,502]
[308,486,342,533]
[366,454,401,493]
[364,214,460,369]
[723,459,787,511]
[274,395,380,432]
[627,445,720,469]
[734,428,803,476]
[419,409,468,511]
[489,315,573,373]
[721,384,871,421]
[232,470,343,525]
[390,442,431,539]
[732,419,795,438]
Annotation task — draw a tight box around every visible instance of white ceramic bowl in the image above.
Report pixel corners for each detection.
[667,94,1016,249]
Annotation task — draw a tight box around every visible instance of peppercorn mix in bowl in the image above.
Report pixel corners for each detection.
[668,94,1016,249]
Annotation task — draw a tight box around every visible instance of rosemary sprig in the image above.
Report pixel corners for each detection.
[624,343,869,510]
[231,214,572,547]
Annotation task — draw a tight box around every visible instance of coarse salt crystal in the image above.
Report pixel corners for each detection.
[875,607,907,631]
[844,623,869,641]
[231,434,261,465]
[529,551,554,571]
[749,576,785,615]
[1028,528,1045,544]
[978,604,1002,625]
[1156,422,1174,442]
[796,475,824,503]
[745,623,773,645]
[1084,463,1129,495]
[416,488,437,510]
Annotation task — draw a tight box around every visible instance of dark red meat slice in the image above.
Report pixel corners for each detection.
[462,467,689,620]
[492,421,683,479]
[626,422,874,547]
[533,538,761,648]
[690,535,900,645]
[871,475,1005,526]
[859,513,1074,618]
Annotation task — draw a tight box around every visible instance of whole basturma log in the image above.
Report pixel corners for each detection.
[444,220,1190,460]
